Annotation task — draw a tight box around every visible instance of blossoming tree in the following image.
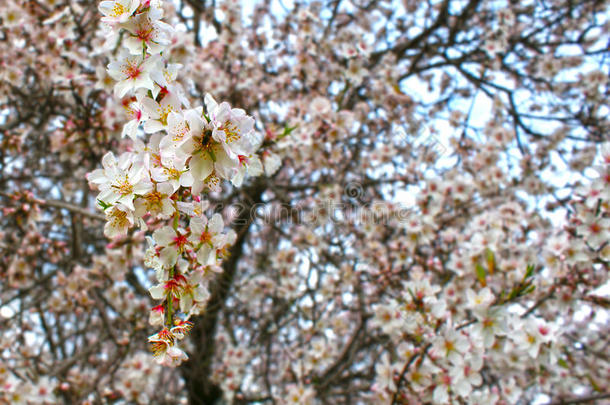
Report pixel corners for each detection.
[0,0,608,404]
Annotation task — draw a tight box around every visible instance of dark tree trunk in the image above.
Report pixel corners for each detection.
[181,180,266,405]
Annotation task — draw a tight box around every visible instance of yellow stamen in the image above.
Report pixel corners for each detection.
[221,120,240,143]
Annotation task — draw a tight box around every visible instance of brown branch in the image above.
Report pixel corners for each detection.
[369,0,451,66]
[391,343,432,405]
[41,198,106,221]
[0,191,105,221]
[545,392,610,405]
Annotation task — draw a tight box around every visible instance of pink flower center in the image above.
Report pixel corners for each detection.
[173,234,188,248]
[136,28,153,42]
[124,62,142,80]
[589,223,601,234]
[200,231,212,244]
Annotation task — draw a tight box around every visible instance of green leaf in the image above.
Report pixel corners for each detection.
[587,374,601,392]
[524,264,535,279]
[406,288,416,301]
[97,199,112,211]
[521,284,535,296]
[278,124,298,139]
[486,249,495,274]
[475,263,487,286]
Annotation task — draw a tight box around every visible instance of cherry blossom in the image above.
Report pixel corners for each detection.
[2,0,608,403]
[107,51,160,98]
[99,0,139,24]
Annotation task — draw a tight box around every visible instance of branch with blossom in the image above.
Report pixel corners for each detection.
[87,0,269,367]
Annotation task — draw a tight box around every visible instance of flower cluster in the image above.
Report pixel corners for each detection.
[3,0,608,402]
[88,0,265,366]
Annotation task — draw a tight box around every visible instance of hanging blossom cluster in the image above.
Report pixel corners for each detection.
[87,0,266,367]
